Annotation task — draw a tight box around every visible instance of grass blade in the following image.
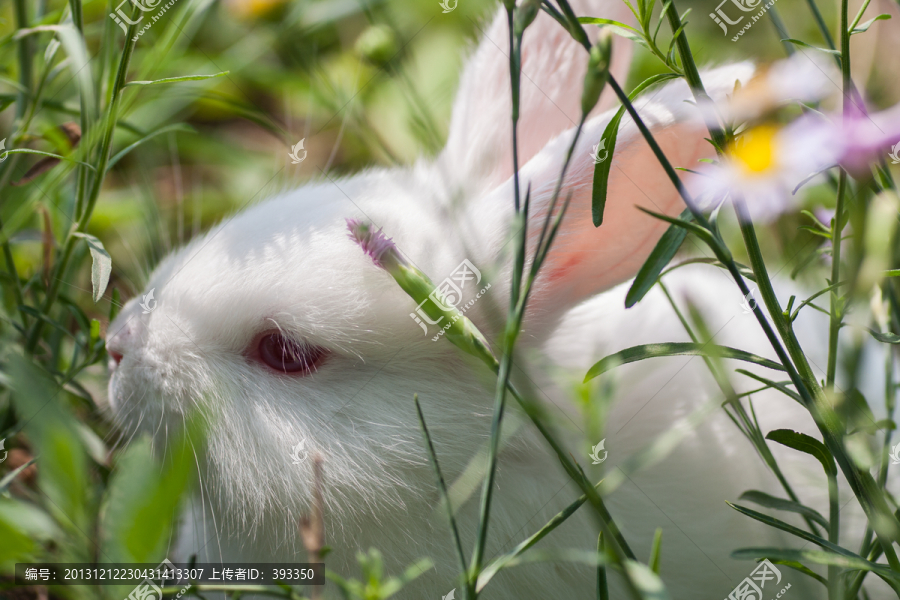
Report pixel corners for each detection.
[625,209,691,308]
[738,490,830,529]
[591,73,679,226]
[584,342,784,382]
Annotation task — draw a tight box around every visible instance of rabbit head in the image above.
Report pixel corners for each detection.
[106,0,752,565]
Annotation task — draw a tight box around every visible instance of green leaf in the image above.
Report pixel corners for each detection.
[738,490,829,529]
[850,13,890,34]
[1,149,96,170]
[72,233,111,302]
[123,71,230,87]
[591,73,679,227]
[0,458,37,493]
[477,481,598,591]
[623,559,671,599]
[107,123,195,171]
[866,327,900,344]
[584,342,784,382]
[102,420,202,563]
[110,287,122,322]
[766,429,836,476]
[728,503,856,557]
[732,548,900,584]
[781,38,842,56]
[578,17,644,36]
[0,508,37,570]
[625,209,691,308]
[8,355,90,533]
[735,369,802,404]
[767,558,828,585]
[649,528,663,574]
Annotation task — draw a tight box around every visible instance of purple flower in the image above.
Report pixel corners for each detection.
[345,218,405,269]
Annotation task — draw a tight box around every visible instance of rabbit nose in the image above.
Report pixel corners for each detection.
[106,317,145,366]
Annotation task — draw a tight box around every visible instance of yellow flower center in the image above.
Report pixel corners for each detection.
[730,125,779,175]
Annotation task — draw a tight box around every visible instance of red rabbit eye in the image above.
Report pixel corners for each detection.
[254,333,326,375]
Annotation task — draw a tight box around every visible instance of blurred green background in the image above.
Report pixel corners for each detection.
[1,0,900,597]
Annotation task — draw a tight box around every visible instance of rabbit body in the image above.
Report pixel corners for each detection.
[106,1,892,598]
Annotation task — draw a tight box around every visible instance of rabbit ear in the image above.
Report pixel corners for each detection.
[477,63,756,341]
[439,1,634,191]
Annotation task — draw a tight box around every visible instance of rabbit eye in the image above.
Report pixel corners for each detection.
[254,333,325,375]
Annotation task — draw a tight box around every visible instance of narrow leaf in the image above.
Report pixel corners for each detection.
[584,342,784,382]
[850,14,890,34]
[592,73,679,226]
[732,548,900,583]
[623,560,671,599]
[107,123,195,171]
[123,71,230,87]
[866,328,900,344]
[477,481,599,591]
[769,559,827,585]
[0,458,37,493]
[738,490,829,529]
[625,209,691,307]
[649,528,663,574]
[728,503,855,557]
[781,38,842,56]
[766,429,836,476]
[73,233,111,302]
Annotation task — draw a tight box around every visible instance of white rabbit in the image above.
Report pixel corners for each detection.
[105,1,891,598]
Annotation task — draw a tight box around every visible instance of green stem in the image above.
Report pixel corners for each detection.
[848,0,872,32]
[827,172,847,389]
[1,0,35,330]
[664,0,727,149]
[12,0,32,122]
[765,5,796,56]
[68,0,91,221]
[737,201,900,571]
[805,0,837,50]
[414,397,467,589]
[660,283,821,536]
[828,470,840,599]
[25,11,141,353]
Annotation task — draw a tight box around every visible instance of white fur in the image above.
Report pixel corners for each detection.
[106,2,894,598]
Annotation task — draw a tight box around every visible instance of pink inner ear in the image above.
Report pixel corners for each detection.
[439,0,635,192]
[524,122,712,336]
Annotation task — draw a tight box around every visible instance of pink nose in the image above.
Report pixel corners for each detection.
[106,317,144,367]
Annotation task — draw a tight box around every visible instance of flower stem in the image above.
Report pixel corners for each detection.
[826,170,847,388]
[664,0,727,149]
